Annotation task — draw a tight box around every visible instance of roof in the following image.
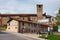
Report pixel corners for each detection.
[43,13,53,18]
[0,14,37,17]
[0,13,52,18]
[7,18,35,23]
[8,18,49,27]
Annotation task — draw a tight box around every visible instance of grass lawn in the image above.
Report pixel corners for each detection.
[48,34,60,40]
[39,34,60,40]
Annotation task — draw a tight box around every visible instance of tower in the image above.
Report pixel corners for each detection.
[37,4,43,20]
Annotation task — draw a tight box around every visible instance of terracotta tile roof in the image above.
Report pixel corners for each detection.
[0,14,37,16]
[12,18,36,23]
[8,18,49,27]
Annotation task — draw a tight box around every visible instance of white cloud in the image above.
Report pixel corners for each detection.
[0,0,37,14]
[0,0,60,17]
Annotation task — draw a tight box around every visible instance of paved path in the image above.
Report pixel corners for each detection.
[0,31,45,40]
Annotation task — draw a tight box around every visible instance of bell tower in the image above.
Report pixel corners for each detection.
[37,4,43,20]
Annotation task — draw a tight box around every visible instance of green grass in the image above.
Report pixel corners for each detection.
[39,34,60,40]
[48,34,60,40]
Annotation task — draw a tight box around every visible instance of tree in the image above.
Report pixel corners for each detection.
[55,8,60,25]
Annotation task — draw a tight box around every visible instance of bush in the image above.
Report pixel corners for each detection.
[53,26,58,32]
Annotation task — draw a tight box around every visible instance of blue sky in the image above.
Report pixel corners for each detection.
[0,0,60,16]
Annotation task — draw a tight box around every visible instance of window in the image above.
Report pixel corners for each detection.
[15,27,17,29]
[8,27,10,29]
[38,5,41,8]
[28,23,31,26]
[34,24,37,28]
[22,22,24,26]
[28,17,31,21]
[31,24,33,27]
[22,17,24,20]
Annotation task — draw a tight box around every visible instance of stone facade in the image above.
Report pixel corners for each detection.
[6,20,19,32]
[0,4,52,33]
[6,19,49,33]
[0,4,43,26]
[37,4,43,19]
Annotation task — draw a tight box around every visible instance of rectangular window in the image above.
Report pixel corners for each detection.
[15,27,17,29]
[28,17,31,21]
[28,23,30,26]
[34,24,37,28]
[8,27,10,29]
[22,22,24,26]
[22,17,24,20]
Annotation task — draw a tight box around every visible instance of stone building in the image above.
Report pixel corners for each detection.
[0,4,54,33]
[6,18,49,33]
[0,4,44,26]
[7,20,19,32]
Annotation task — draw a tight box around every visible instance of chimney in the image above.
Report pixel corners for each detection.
[37,4,43,20]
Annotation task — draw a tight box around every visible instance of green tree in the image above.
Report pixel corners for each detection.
[55,8,60,24]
